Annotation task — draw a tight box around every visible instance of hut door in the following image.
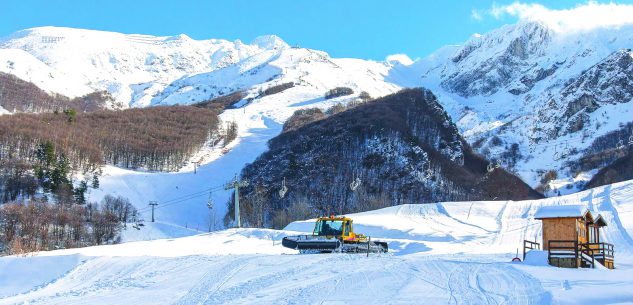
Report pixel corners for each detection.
[588,226,597,243]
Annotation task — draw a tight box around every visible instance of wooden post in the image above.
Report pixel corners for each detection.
[574,240,580,268]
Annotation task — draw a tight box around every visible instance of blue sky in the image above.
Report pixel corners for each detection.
[1,1,630,60]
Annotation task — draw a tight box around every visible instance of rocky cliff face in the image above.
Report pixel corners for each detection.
[444,22,552,97]
[408,21,633,193]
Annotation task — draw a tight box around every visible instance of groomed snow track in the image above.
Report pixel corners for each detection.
[2,180,633,304]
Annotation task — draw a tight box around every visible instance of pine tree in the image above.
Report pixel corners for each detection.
[74,181,88,204]
[92,174,100,189]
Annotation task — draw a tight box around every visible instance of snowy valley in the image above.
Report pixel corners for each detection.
[1,11,633,304]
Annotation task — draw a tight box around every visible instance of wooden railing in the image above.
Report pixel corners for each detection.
[523,240,540,260]
[586,242,614,262]
[547,240,615,268]
[578,243,595,268]
[548,240,577,257]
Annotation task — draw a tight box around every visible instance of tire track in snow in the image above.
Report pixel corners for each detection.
[182,255,331,305]
[175,255,250,305]
[0,257,179,305]
[444,261,550,305]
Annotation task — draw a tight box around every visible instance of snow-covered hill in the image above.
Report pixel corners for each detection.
[2,22,633,234]
[0,27,290,108]
[2,179,633,304]
[406,21,633,191]
[0,48,92,98]
[0,26,407,232]
[0,27,405,110]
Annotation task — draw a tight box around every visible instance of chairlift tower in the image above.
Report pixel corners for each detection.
[225,174,249,228]
[278,177,288,198]
[149,201,158,222]
[349,175,362,191]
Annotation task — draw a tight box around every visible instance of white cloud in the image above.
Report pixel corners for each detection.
[386,54,414,66]
[471,9,484,21]
[487,1,633,32]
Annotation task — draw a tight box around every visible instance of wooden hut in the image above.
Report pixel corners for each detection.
[530,205,614,269]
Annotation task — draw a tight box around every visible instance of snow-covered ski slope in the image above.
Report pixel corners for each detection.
[4,24,632,236]
[87,46,403,235]
[2,180,633,304]
[0,27,405,237]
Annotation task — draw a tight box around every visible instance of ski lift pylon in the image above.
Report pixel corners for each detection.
[349,174,362,191]
[278,177,288,198]
[207,191,214,209]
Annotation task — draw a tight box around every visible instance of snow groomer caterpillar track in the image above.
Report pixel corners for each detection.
[282,215,388,254]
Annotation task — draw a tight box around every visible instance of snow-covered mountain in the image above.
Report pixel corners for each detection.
[1,22,632,232]
[0,26,412,234]
[406,21,633,192]
[0,26,404,109]
[0,48,93,98]
[0,27,280,108]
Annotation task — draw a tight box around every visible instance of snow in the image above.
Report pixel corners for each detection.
[83,46,401,237]
[534,204,589,219]
[523,250,549,266]
[0,27,291,108]
[404,21,633,189]
[2,179,633,304]
[2,24,633,303]
[0,48,92,98]
[1,22,631,192]
[385,53,414,66]
[0,255,84,298]
[118,222,202,243]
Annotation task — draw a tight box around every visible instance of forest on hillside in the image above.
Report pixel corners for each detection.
[0,105,234,204]
[0,103,234,254]
[0,195,138,255]
[229,88,542,229]
[0,70,244,254]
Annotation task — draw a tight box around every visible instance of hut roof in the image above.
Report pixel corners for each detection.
[534,205,590,219]
[593,214,608,227]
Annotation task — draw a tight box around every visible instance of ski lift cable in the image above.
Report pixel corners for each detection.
[138,191,218,213]
[160,185,224,205]
[207,190,214,209]
[135,184,227,213]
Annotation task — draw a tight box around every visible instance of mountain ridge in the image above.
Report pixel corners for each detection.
[1,22,632,230]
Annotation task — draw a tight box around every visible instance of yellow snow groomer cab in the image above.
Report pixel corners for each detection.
[282,215,388,253]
